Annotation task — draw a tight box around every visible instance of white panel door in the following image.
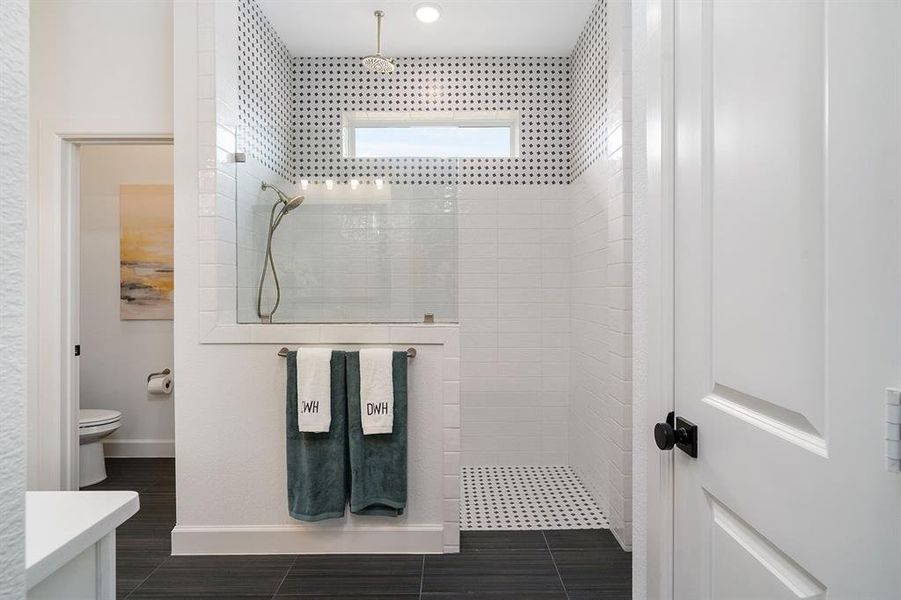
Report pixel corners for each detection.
[673,1,901,598]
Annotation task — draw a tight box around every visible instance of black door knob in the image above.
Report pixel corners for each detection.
[654,421,678,450]
[654,414,699,458]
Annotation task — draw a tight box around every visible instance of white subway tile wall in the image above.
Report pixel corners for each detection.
[237,181,460,324]
[459,184,571,466]
[568,0,633,549]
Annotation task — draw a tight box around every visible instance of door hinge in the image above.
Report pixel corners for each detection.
[74,344,80,357]
[886,388,900,473]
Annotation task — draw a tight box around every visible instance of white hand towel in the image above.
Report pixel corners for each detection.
[296,348,333,433]
[359,348,395,435]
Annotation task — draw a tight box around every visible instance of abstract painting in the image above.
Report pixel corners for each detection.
[120,184,174,320]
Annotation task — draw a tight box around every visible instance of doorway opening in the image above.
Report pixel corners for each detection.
[75,143,175,490]
[54,139,175,492]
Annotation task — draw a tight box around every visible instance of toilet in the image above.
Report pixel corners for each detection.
[78,409,122,487]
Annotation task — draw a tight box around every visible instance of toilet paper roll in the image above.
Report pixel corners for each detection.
[147,375,173,395]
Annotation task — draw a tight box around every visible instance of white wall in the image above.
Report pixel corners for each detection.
[459,184,571,466]
[0,0,29,594]
[28,0,174,488]
[568,0,634,550]
[28,0,173,122]
[79,145,175,457]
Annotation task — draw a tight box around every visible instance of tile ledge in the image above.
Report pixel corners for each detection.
[200,322,459,345]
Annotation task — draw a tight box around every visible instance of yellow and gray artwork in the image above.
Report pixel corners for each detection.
[119,184,174,320]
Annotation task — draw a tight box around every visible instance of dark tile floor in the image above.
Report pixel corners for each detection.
[84,458,631,599]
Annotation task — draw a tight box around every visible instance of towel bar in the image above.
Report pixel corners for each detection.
[277,347,416,359]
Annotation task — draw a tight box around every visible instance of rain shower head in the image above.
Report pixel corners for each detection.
[362,10,396,74]
[362,54,396,74]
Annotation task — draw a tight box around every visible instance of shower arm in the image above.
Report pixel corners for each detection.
[262,182,289,204]
[375,10,384,55]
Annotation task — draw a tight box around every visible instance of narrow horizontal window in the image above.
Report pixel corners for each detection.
[343,111,520,159]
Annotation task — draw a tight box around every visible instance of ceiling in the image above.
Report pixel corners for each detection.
[256,1,596,57]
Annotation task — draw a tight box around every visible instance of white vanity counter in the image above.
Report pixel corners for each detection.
[26,491,140,599]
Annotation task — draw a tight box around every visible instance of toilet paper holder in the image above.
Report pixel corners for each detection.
[147,368,171,383]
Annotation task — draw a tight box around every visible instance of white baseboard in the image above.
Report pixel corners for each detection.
[612,526,633,552]
[171,524,446,555]
[103,439,175,458]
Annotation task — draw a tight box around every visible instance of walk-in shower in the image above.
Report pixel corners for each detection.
[256,181,303,322]
[228,0,625,557]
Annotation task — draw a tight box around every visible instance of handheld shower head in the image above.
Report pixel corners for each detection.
[283,195,304,212]
[257,182,304,322]
[261,181,304,211]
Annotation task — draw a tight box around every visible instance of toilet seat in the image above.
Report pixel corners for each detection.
[79,409,121,428]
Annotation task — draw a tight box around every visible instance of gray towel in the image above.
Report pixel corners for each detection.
[346,351,407,517]
[286,350,348,521]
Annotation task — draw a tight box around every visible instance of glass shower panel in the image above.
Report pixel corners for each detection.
[235,132,458,323]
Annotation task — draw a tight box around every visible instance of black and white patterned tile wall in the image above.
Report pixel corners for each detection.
[237,0,609,184]
[570,0,609,181]
[293,57,570,185]
[237,0,294,181]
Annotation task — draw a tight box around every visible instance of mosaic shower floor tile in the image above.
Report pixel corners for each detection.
[461,465,609,531]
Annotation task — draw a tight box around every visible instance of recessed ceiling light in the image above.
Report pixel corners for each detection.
[414,2,441,24]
